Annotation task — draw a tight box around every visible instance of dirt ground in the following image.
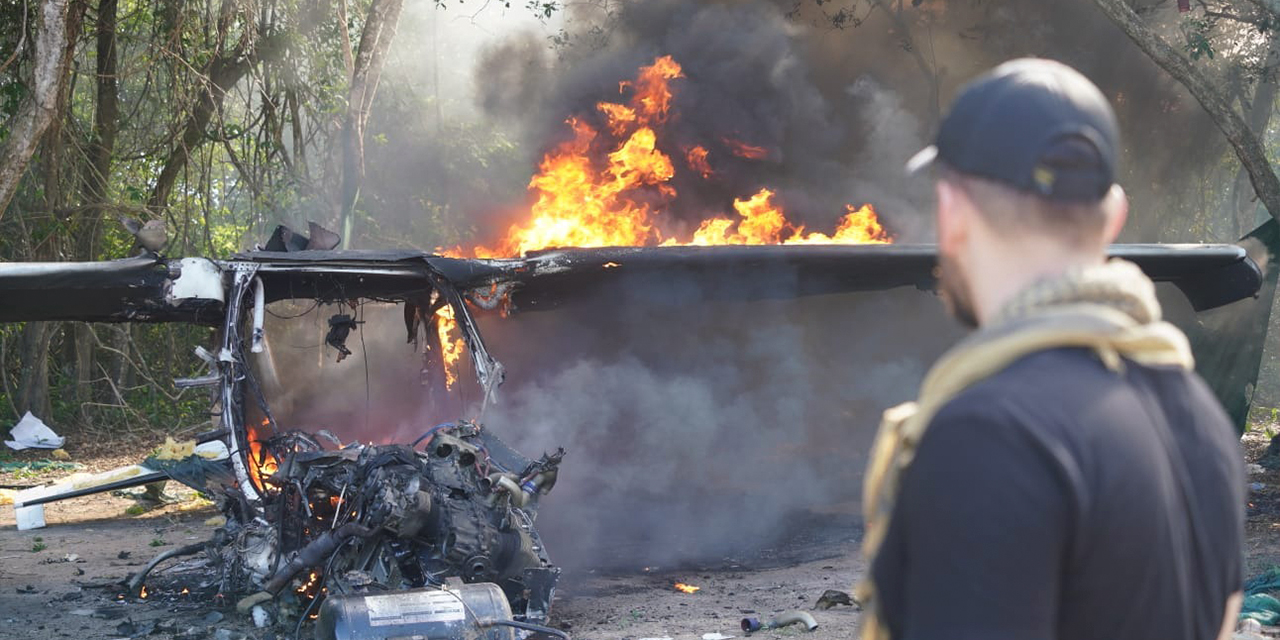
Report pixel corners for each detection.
[1,429,1278,640]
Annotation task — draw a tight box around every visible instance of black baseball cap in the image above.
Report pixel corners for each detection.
[906,58,1119,202]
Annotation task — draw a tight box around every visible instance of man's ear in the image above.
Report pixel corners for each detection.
[1100,184,1128,245]
[936,179,967,253]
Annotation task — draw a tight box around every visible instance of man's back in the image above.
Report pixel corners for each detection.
[869,347,1245,640]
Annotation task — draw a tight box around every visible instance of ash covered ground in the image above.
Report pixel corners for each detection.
[0,439,866,640]
[1,431,1279,640]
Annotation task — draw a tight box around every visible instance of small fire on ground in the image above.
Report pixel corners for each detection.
[675,582,701,594]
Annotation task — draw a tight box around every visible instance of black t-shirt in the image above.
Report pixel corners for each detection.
[870,347,1245,640]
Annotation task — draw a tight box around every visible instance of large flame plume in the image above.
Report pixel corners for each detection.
[447,55,891,259]
[432,55,891,390]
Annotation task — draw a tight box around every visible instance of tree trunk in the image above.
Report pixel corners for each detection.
[16,322,53,418]
[19,33,79,424]
[1091,0,1280,222]
[1231,71,1277,237]
[79,0,119,249]
[71,0,121,414]
[335,0,405,247]
[73,324,94,417]
[0,0,83,220]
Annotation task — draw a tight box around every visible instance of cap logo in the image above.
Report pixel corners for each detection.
[1033,165,1056,193]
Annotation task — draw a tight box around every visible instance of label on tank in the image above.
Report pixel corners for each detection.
[365,590,467,627]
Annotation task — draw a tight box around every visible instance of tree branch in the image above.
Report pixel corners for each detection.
[1092,0,1280,222]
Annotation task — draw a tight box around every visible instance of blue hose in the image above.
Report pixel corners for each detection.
[411,423,454,448]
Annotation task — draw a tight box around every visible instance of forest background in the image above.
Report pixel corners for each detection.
[2,0,1279,439]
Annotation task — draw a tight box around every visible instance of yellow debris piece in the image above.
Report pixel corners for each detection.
[50,449,70,461]
[204,515,226,526]
[0,489,14,506]
[70,466,143,489]
[153,437,195,461]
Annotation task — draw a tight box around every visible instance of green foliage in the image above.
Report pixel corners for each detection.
[0,0,555,438]
[525,0,559,20]
[1182,15,1217,60]
[149,538,167,547]
[31,537,46,552]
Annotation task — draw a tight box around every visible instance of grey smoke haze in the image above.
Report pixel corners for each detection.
[446,0,1229,567]
[254,281,965,569]
[465,280,963,568]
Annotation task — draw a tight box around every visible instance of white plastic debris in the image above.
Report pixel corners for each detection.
[251,605,272,628]
[702,634,736,640]
[5,412,64,450]
[194,440,230,460]
[14,484,52,530]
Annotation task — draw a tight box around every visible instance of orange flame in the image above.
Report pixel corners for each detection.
[685,145,712,179]
[139,585,148,599]
[675,583,700,594]
[435,306,465,389]
[246,418,279,494]
[621,54,684,123]
[444,55,891,260]
[683,189,891,246]
[597,102,637,136]
[687,188,788,245]
[722,137,768,160]
[297,570,321,595]
[784,204,891,245]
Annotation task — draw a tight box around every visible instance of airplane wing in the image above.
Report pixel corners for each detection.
[2,221,1276,431]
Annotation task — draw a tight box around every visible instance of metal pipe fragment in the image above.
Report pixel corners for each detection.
[127,542,206,597]
[261,523,374,595]
[741,610,818,633]
[489,474,528,508]
[771,611,818,631]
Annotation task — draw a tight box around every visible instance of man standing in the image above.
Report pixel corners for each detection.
[858,59,1245,640]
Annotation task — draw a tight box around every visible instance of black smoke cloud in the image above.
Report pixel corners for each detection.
[475,0,933,241]
[474,0,1228,243]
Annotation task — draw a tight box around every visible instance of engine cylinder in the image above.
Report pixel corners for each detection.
[315,582,515,640]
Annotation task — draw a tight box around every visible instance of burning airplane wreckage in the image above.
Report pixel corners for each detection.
[3,225,580,639]
[2,218,1279,639]
[4,51,1280,637]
